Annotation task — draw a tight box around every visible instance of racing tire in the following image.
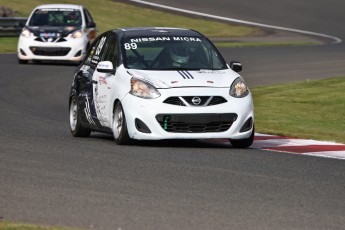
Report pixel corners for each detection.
[18,59,28,64]
[230,126,255,148]
[112,101,132,145]
[69,96,91,137]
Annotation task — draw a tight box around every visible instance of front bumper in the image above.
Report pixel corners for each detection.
[121,87,254,140]
[17,35,88,62]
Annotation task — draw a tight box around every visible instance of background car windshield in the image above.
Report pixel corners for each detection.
[29,8,82,27]
[122,36,227,70]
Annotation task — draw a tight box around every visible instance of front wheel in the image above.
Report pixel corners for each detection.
[112,102,132,145]
[18,59,28,64]
[230,126,255,148]
[69,96,91,137]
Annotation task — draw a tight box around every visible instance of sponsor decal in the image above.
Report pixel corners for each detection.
[125,37,202,49]
[178,70,194,79]
[98,76,107,85]
[39,32,59,38]
[84,97,95,125]
[93,82,108,126]
[95,37,106,56]
[130,37,171,42]
[198,70,226,74]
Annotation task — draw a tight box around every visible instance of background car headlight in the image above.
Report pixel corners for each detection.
[71,30,83,38]
[130,78,161,99]
[21,28,31,37]
[230,77,249,98]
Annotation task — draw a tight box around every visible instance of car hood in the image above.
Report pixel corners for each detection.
[27,26,81,37]
[128,69,239,88]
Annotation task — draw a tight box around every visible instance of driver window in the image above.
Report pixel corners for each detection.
[101,34,119,67]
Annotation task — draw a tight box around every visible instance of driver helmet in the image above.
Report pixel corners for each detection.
[67,11,79,22]
[169,47,190,65]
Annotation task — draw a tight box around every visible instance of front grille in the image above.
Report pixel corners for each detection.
[29,47,71,56]
[182,96,210,106]
[163,97,186,106]
[34,37,67,43]
[163,96,227,106]
[156,113,237,133]
[208,96,227,106]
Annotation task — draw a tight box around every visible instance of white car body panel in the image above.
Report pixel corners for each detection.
[91,65,253,140]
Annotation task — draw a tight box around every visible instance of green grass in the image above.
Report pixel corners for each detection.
[0,0,258,38]
[0,38,321,54]
[252,77,345,143]
[0,37,18,53]
[0,0,320,53]
[214,41,321,48]
[0,221,84,230]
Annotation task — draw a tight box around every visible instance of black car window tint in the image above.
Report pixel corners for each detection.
[108,36,119,67]
[101,34,118,65]
[84,9,94,25]
[83,9,89,25]
[83,35,106,68]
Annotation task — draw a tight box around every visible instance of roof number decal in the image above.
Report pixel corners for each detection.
[124,43,138,50]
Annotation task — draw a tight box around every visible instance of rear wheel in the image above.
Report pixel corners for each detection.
[69,96,91,137]
[230,126,255,148]
[112,102,132,145]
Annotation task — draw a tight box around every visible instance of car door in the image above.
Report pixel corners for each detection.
[91,33,119,128]
[76,35,106,129]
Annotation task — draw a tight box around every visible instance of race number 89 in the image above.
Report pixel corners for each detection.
[124,43,137,50]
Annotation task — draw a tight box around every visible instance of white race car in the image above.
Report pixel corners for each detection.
[17,4,97,64]
[69,27,254,148]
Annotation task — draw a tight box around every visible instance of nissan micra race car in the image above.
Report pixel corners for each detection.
[69,27,254,148]
[17,4,97,64]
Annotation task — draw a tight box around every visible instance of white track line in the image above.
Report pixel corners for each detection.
[129,0,342,44]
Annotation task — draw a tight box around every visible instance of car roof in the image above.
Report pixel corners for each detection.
[34,4,83,10]
[115,27,204,38]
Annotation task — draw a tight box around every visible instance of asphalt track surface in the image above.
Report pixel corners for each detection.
[1,1,345,230]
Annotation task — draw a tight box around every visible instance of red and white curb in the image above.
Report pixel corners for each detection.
[208,134,345,160]
[252,133,345,160]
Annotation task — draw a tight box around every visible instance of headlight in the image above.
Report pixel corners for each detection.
[21,28,31,37]
[130,78,161,99]
[230,77,249,98]
[71,30,83,39]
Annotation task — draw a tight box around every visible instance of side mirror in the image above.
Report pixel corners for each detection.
[96,61,115,74]
[230,61,242,73]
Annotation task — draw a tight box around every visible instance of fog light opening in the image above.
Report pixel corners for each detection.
[240,117,253,133]
[20,49,27,56]
[135,118,151,133]
[74,50,82,57]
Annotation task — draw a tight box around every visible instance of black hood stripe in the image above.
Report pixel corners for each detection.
[178,70,194,79]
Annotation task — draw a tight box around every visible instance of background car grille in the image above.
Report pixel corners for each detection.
[156,113,237,133]
[34,37,67,43]
[163,96,227,106]
[29,47,71,56]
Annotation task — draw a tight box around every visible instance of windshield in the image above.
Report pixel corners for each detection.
[122,36,227,70]
[29,8,82,27]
